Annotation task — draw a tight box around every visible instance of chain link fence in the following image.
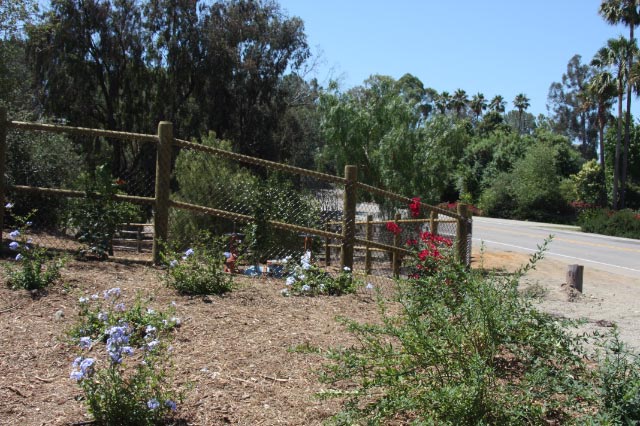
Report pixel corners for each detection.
[1,114,472,284]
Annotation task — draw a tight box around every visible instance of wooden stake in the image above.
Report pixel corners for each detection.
[566,264,584,293]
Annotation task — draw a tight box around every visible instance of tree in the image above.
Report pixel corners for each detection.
[451,88,469,118]
[599,0,640,208]
[587,70,616,204]
[470,92,487,121]
[489,95,506,113]
[591,36,636,208]
[513,93,530,134]
[435,91,451,114]
[547,55,598,159]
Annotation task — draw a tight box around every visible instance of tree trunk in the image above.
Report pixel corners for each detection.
[621,20,635,209]
[613,90,623,210]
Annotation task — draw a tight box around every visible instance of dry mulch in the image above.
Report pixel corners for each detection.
[0,258,395,426]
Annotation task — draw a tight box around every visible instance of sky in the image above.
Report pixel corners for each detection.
[277,0,633,117]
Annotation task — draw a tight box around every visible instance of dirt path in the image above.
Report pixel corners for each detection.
[473,247,640,350]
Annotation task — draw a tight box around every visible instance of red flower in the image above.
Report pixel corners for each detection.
[386,221,402,235]
[418,249,429,261]
[406,238,418,246]
[409,197,421,218]
[115,178,126,186]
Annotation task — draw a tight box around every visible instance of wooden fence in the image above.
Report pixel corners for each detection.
[0,107,472,272]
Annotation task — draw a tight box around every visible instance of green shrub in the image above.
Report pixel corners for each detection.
[3,206,66,290]
[67,164,142,259]
[163,237,234,295]
[579,208,640,239]
[280,252,362,297]
[69,288,181,425]
[319,239,602,424]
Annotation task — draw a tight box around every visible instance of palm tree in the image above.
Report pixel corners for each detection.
[591,36,635,209]
[451,88,468,118]
[435,91,451,114]
[587,70,617,204]
[470,92,487,120]
[599,0,640,208]
[513,93,530,134]
[489,95,506,113]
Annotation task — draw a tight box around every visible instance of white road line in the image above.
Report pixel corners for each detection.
[475,238,640,273]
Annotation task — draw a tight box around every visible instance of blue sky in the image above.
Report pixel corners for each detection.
[278,0,632,117]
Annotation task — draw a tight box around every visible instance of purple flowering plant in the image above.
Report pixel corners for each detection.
[70,287,182,424]
[3,204,66,290]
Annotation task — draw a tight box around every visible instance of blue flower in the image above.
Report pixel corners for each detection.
[147,398,160,410]
[72,356,83,368]
[90,294,99,300]
[103,287,121,300]
[165,399,177,411]
[9,230,20,240]
[114,303,126,312]
[184,248,194,257]
[15,253,23,261]
[9,241,19,250]
[147,339,160,351]
[70,369,84,381]
[121,346,134,356]
[169,259,178,268]
[145,325,157,336]
[4,202,13,209]
[98,312,108,322]
[286,276,295,286]
[79,358,95,374]
[301,284,311,292]
[78,296,89,304]
[79,337,92,349]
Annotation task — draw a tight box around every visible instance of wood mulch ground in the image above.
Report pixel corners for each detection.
[0,258,396,426]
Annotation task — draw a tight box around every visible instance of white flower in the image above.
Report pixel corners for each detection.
[4,202,13,209]
[365,283,374,290]
[286,276,295,286]
[301,284,311,292]
[280,288,290,297]
[184,248,194,257]
[343,266,351,272]
[169,259,178,268]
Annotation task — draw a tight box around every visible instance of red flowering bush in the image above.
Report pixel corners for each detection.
[406,231,453,280]
[385,221,403,235]
[409,197,421,218]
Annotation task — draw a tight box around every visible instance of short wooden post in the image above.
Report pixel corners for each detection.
[341,165,357,270]
[566,264,584,293]
[0,107,7,249]
[153,121,173,264]
[429,210,438,235]
[136,226,142,253]
[456,203,470,266]
[364,214,373,275]
[392,212,401,277]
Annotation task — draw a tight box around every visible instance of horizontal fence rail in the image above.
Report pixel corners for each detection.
[0,108,472,282]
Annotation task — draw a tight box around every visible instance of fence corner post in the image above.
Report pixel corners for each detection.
[429,210,438,235]
[456,203,471,266]
[153,121,173,265]
[341,165,357,270]
[0,107,7,249]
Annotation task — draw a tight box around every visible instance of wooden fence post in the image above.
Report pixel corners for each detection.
[153,121,173,264]
[324,222,331,267]
[456,203,471,266]
[341,165,357,270]
[392,212,401,277]
[429,210,438,235]
[0,107,6,249]
[365,214,373,275]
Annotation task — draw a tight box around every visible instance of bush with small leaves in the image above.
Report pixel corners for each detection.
[163,238,234,295]
[69,288,182,425]
[3,204,66,290]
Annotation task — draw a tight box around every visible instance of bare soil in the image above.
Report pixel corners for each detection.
[1,248,638,425]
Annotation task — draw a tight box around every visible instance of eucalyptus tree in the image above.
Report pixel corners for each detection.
[513,93,530,134]
[489,95,506,113]
[599,0,640,207]
[547,55,597,159]
[591,36,636,208]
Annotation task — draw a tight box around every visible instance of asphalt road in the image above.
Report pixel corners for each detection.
[471,217,640,279]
